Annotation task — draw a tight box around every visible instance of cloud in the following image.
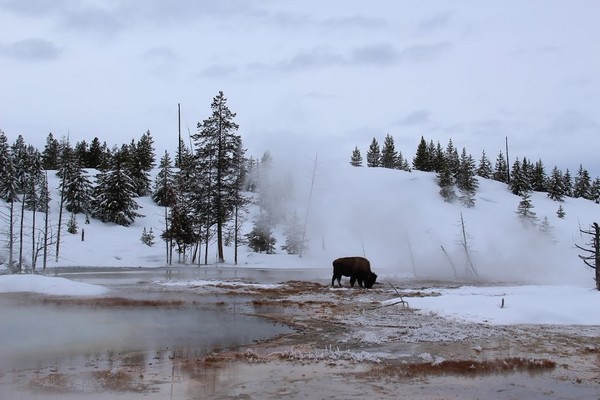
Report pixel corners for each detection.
[416,11,452,35]
[399,42,450,62]
[0,38,62,62]
[198,64,239,78]
[350,43,399,66]
[394,109,431,126]
[542,110,598,137]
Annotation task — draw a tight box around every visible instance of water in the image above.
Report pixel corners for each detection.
[0,268,293,398]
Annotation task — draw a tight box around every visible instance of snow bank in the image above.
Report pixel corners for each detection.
[397,285,600,325]
[0,275,109,296]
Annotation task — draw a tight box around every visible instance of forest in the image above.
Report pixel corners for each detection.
[1,92,600,279]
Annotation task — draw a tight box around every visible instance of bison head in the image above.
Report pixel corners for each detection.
[364,272,377,289]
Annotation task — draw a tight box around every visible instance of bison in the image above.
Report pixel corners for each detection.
[331,256,377,288]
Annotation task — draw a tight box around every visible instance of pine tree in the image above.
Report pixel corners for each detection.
[476,150,492,179]
[281,212,306,255]
[573,164,592,200]
[547,166,565,202]
[412,136,429,171]
[152,151,177,206]
[141,227,156,246]
[397,151,411,171]
[437,158,456,202]
[445,139,460,178]
[41,132,60,170]
[456,148,478,207]
[531,159,547,192]
[509,158,531,196]
[192,91,245,263]
[366,137,381,167]
[64,161,93,216]
[557,204,566,219]
[492,151,508,183]
[161,196,197,260]
[350,146,363,167]
[91,163,143,226]
[74,140,89,168]
[246,213,277,254]
[67,213,78,234]
[87,137,103,169]
[591,177,600,204]
[380,134,398,169]
[516,191,537,226]
[539,216,552,236]
[563,169,573,197]
[431,141,445,173]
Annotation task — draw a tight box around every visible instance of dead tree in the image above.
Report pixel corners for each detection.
[575,222,600,291]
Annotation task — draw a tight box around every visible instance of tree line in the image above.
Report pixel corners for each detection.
[351,134,600,207]
[1,91,307,272]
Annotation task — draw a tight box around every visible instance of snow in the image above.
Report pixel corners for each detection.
[2,162,600,324]
[0,274,108,296]
[392,285,600,325]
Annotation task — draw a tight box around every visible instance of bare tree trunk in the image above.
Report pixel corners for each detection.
[18,190,25,273]
[440,245,457,278]
[234,203,239,265]
[300,154,318,258]
[31,197,36,272]
[460,212,478,278]
[43,172,49,272]
[8,200,14,272]
[55,180,65,263]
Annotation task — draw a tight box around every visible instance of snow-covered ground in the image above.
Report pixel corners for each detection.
[2,160,599,327]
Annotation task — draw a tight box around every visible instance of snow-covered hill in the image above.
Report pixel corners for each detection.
[3,161,599,287]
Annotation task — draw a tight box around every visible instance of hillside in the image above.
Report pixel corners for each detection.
[3,161,599,287]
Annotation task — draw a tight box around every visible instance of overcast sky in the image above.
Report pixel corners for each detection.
[1,1,599,175]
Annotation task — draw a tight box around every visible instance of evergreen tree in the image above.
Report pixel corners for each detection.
[509,158,531,196]
[91,163,143,226]
[350,146,363,167]
[573,164,592,200]
[493,151,508,183]
[539,216,552,236]
[0,131,18,202]
[64,161,93,215]
[437,158,456,202]
[41,132,60,170]
[563,169,573,197]
[397,151,411,172]
[546,166,565,202]
[476,150,492,179]
[366,137,381,167]
[531,159,547,192]
[87,137,103,169]
[125,139,152,197]
[456,148,478,207]
[380,134,398,169]
[74,140,89,167]
[152,151,177,207]
[161,196,197,259]
[556,204,566,219]
[591,177,600,204]
[281,212,306,255]
[141,227,156,246]
[516,191,537,226]
[192,91,245,263]
[431,141,445,173]
[412,136,429,171]
[67,213,78,234]
[445,138,460,178]
[246,213,277,254]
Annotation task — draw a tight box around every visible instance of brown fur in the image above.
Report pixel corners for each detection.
[331,256,377,288]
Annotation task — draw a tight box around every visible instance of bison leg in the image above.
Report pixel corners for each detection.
[332,274,342,287]
[349,276,357,287]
